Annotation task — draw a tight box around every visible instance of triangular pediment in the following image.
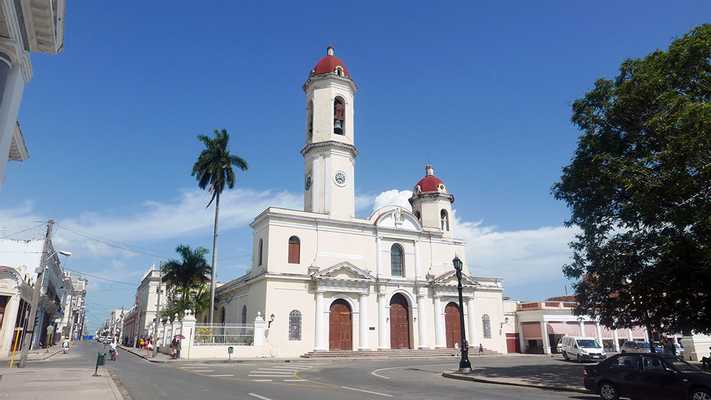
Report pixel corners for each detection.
[431,270,478,286]
[313,262,375,281]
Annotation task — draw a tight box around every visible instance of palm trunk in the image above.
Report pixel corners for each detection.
[208,192,220,325]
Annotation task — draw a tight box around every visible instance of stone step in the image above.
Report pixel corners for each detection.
[301,348,499,358]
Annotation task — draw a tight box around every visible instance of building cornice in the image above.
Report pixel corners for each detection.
[300,140,358,158]
[303,73,357,93]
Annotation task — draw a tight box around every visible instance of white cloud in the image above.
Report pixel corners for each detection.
[1,188,302,259]
[371,189,413,211]
[364,188,578,296]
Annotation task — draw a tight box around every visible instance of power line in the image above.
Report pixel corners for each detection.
[55,223,170,259]
[0,222,46,239]
[63,268,138,287]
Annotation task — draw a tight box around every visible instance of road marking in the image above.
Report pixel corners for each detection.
[249,374,294,378]
[340,386,393,397]
[188,369,214,373]
[251,379,272,382]
[370,363,454,380]
[206,374,234,377]
[283,379,306,382]
[248,393,273,400]
[251,369,295,373]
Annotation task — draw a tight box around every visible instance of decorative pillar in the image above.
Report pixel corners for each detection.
[378,293,388,349]
[314,291,326,351]
[433,296,444,348]
[540,319,551,354]
[612,329,620,352]
[359,294,368,350]
[579,320,585,336]
[467,297,478,349]
[253,312,266,346]
[627,328,633,341]
[180,310,196,360]
[416,293,427,349]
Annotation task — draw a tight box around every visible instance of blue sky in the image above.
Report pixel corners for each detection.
[1,1,709,332]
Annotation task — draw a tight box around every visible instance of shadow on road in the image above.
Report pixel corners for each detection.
[473,363,586,388]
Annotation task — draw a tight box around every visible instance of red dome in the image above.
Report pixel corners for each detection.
[416,175,445,193]
[310,47,350,78]
[414,165,447,193]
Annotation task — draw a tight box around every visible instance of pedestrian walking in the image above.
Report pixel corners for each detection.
[479,343,484,354]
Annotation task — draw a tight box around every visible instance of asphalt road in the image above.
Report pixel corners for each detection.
[58,342,601,400]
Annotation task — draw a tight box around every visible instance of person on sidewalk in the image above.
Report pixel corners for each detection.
[109,340,118,361]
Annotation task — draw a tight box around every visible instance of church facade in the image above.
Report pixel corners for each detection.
[215,47,508,357]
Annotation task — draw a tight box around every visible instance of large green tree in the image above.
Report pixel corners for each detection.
[192,129,248,324]
[553,24,711,342]
[161,245,212,319]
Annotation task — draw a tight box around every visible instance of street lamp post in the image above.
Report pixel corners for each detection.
[452,255,471,373]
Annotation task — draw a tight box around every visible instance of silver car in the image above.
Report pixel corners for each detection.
[620,341,664,353]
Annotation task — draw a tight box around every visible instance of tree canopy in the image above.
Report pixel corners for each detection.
[192,129,249,207]
[160,245,212,320]
[553,24,711,335]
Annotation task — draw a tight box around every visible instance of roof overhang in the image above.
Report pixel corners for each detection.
[9,121,28,161]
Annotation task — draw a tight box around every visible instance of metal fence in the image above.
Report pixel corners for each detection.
[193,323,254,346]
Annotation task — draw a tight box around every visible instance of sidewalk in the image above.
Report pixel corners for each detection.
[0,345,63,364]
[441,357,590,394]
[0,365,124,400]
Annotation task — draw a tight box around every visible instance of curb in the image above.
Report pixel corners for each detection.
[119,345,169,363]
[26,348,62,362]
[441,371,591,394]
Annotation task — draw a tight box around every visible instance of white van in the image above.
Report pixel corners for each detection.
[560,336,606,362]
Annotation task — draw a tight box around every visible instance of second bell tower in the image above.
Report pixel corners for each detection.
[302,47,357,219]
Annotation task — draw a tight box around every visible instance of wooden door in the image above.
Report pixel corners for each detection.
[506,333,520,353]
[329,300,352,350]
[389,294,411,349]
[445,302,462,349]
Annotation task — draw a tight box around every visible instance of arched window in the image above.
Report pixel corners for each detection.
[257,238,263,266]
[390,244,404,277]
[482,314,491,339]
[414,211,421,221]
[334,97,345,135]
[307,100,313,142]
[440,209,450,231]
[241,305,247,324]
[335,66,344,77]
[288,236,300,264]
[289,310,302,340]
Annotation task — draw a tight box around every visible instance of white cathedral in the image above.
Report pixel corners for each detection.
[215,47,508,357]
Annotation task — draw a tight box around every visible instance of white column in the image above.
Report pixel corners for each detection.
[595,322,603,348]
[433,296,444,348]
[467,297,478,349]
[0,61,25,185]
[579,321,585,336]
[613,329,620,352]
[358,294,368,350]
[541,319,551,354]
[180,311,196,360]
[378,293,388,349]
[416,294,427,349]
[643,329,649,342]
[314,291,326,351]
[253,312,266,346]
[0,295,20,357]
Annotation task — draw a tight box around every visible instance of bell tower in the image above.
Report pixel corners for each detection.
[302,47,357,219]
[409,165,454,237]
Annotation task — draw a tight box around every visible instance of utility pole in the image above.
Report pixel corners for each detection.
[19,219,54,368]
[152,265,162,358]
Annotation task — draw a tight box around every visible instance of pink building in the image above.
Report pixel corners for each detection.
[513,297,647,354]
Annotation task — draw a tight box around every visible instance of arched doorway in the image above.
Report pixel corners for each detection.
[445,302,462,349]
[329,299,352,350]
[389,293,411,349]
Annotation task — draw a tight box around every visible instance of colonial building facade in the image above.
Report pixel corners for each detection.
[215,48,508,357]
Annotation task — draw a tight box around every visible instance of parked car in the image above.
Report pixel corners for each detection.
[621,340,664,354]
[560,336,606,362]
[584,353,711,400]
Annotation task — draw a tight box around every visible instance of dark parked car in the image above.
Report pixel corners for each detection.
[584,353,711,400]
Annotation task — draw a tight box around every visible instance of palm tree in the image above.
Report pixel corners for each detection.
[192,129,248,324]
[161,245,212,318]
